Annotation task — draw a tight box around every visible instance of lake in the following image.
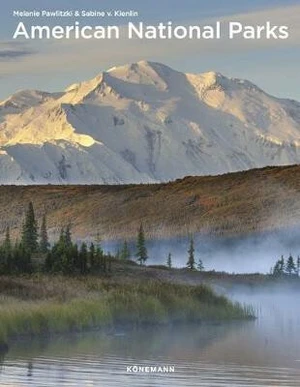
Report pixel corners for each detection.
[1,289,300,386]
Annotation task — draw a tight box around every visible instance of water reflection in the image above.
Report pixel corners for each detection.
[0,290,300,386]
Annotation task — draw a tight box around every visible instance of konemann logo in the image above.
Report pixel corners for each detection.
[126,365,175,373]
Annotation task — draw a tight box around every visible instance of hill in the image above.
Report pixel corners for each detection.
[1,164,300,241]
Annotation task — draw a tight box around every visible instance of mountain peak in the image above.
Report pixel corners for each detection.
[107,60,176,74]
[101,60,174,92]
[0,61,300,184]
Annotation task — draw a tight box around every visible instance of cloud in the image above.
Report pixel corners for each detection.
[0,49,34,59]
[0,42,36,61]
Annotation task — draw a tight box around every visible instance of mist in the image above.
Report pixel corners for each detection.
[101,226,300,274]
[223,284,300,367]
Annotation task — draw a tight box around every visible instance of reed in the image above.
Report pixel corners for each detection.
[0,275,254,344]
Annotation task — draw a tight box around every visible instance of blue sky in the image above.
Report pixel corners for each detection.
[0,0,300,100]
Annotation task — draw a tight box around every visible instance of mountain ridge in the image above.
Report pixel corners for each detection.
[0,60,300,184]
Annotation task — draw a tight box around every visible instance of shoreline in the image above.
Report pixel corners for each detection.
[1,318,255,355]
[0,270,255,347]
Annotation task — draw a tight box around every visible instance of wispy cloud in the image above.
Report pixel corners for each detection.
[0,42,36,61]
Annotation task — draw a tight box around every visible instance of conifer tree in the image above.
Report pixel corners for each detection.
[0,227,12,274]
[108,257,112,272]
[102,255,107,273]
[286,254,296,275]
[79,243,88,274]
[89,242,95,269]
[21,202,38,253]
[279,255,285,273]
[64,224,72,248]
[61,252,73,275]
[272,260,282,276]
[49,227,73,273]
[120,240,131,260]
[57,227,65,246]
[272,255,286,276]
[93,246,104,272]
[167,252,172,269]
[197,258,205,272]
[3,227,11,254]
[135,223,148,265]
[115,248,121,260]
[13,242,32,273]
[297,256,300,276]
[39,215,49,253]
[66,243,78,275]
[187,237,195,270]
[48,229,64,272]
[44,251,53,273]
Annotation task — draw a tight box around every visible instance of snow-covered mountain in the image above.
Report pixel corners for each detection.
[1,60,300,184]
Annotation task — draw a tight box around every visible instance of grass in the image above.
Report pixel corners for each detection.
[0,274,254,344]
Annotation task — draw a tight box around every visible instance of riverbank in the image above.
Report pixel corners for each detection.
[0,271,254,346]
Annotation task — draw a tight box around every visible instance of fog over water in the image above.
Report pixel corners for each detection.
[103,226,300,273]
[1,286,300,386]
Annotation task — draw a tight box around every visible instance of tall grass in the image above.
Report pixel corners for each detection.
[0,276,254,344]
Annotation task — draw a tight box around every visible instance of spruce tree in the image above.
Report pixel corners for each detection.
[272,259,283,276]
[197,258,205,272]
[0,249,4,274]
[69,241,79,273]
[94,246,104,272]
[135,223,148,265]
[0,227,11,274]
[89,242,95,269]
[102,255,107,273]
[64,224,72,248]
[57,227,65,246]
[39,215,49,253]
[50,227,71,273]
[108,257,112,272]
[115,248,121,260]
[13,242,31,273]
[79,243,88,274]
[297,256,300,276]
[167,253,172,269]
[286,254,296,275]
[4,227,11,252]
[44,251,53,273]
[272,256,286,276]
[187,237,195,270]
[120,240,131,260]
[279,255,285,272]
[61,252,73,275]
[21,202,38,253]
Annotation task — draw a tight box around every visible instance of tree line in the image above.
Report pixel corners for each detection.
[0,202,206,275]
[0,202,154,275]
[271,254,300,277]
[0,202,111,275]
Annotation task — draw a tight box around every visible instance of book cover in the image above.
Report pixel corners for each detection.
[0,1,300,386]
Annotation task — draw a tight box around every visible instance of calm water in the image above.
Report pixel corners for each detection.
[0,290,300,386]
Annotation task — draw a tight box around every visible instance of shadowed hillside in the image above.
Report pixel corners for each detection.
[1,165,300,241]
